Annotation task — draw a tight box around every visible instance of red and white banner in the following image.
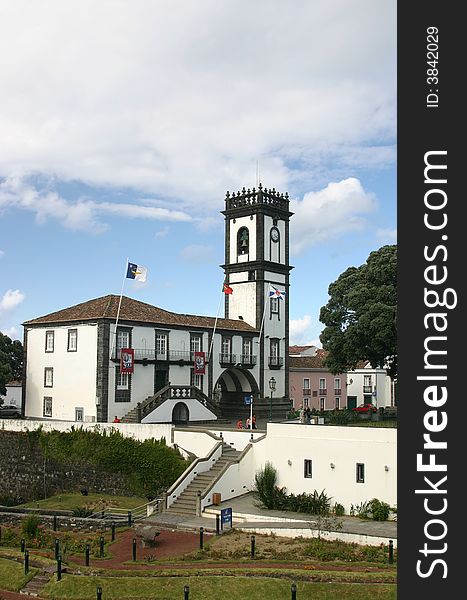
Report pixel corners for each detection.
[120,348,135,374]
[194,351,206,375]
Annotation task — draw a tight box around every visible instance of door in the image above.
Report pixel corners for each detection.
[172,402,189,424]
[347,396,357,410]
[155,370,168,392]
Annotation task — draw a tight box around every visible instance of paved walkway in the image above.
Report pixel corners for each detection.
[148,492,397,540]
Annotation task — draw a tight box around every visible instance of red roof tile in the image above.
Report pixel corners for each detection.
[23,295,257,332]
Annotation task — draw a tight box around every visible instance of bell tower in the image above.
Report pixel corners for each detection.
[221,184,293,400]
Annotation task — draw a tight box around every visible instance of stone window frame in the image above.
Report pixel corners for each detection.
[44,367,53,388]
[45,330,54,353]
[43,396,52,417]
[67,328,78,352]
[304,459,313,479]
[356,463,365,483]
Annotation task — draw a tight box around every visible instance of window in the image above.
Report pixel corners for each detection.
[270,297,279,314]
[319,378,326,390]
[364,375,372,387]
[303,378,310,389]
[117,371,129,390]
[221,337,231,357]
[190,335,202,353]
[320,397,325,411]
[75,407,84,422]
[334,378,341,391]
[44,368,53,388]
[248,270,256,281]
[67,329,78,352]
[191,369,203,390]
[303,397,309,408]
[237,227,249,255]
[356,463,365,483]
[117,329,130,349]
[242,338,252,358]
[45,331,54,353]
[304,459,313,478]
[335,397,340,410]
[43,397,52,417]
[270,339,279,358]
[156,333,167,358]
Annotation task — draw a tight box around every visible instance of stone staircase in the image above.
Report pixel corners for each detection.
[20,571,52,596]
[166,443,241,516]
[121,384,220,423]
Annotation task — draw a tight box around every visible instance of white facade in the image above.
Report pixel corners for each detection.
[346,365,395,409]
[25,324,99,422]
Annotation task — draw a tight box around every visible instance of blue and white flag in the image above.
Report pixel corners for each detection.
[269,284,286,300]
[126,262,147,282]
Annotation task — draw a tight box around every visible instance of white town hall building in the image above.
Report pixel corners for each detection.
[22,185,293,424]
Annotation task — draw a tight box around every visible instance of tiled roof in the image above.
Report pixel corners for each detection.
[288,345,315,354]
[289,350,330,369]
[23,295,257,332]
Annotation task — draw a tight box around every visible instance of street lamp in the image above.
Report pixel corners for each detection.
[269,377,276,422]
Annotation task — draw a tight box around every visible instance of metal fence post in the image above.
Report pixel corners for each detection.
[250,535,256,559]
[111,521,116,541]
[24,549,29,574]
[184,584,189,599]
[199,527,204,550]
[99,536,105,558]
[132,538,137,561]
[53,515,58,531]
[389,539,394,564]
[291,583,297,599]
[96,585,102,600]
[85,544,90,566]
[54,538,60,560]
[57,556,62,581]
[127,511,132,526]
[20,538,25,553]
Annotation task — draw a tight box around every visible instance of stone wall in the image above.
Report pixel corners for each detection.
[0,430,136,502]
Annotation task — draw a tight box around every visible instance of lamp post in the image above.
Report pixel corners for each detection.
[269,377,276,422]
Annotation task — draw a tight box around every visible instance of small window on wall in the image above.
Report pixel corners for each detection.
[270,297,279,314]
[75,407,84,422]
[237,227,249,255]
[44,367,53,388]
[117,371,129,390]
[45,331,54,353]
[43,397,52,417]
[356,463,365,483]
[335,397,340,410]
[319,397,325,411]
[67,329,78,352]
[304,459,313,478]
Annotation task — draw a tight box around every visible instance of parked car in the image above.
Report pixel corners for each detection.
[0,404,22,418]
[352,403,377,414]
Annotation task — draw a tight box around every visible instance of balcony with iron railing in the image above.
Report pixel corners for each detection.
[239,354,257,367]
[363,385,373,394]
[334,388,342,396]
[268,356,284,369]
[112,348,168,361]
[219,353,236,365]
[302,388,311,396]
[318,388,327,395]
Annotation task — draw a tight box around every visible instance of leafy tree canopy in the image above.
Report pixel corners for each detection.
[0,332,23,397]
[319,245,397,379]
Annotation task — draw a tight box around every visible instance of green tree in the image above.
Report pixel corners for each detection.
[319,245,397,379]
[0,332,23,397]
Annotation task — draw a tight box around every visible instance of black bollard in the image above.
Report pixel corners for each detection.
[184,584,190,600]
[132,538,137,561]
[85,544,90,566]
[250,535,256,559]
[20,538,25,553]
[99,536,105,558]
[24,550,29,574]
[216,514,220,536]
[291,583,297,600]
[127,510,132,526]
[96,585,103,600]
[111,521,116,541]
[53,514,58,531]
[389,539,394,564]
[199,527,204,550]
[54,538,60,560]
[57,556,62,581]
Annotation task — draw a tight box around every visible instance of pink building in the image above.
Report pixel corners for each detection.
[289,348,347,411]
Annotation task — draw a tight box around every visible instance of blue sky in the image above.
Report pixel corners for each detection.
[0,0,396,345]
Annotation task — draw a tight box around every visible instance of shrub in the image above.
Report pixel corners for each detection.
[72,507,94,517]
[368,498,391,521]
[333,502,345,516]
[254,462,279,509]
[22,514,41,539]
[327,410,354,425]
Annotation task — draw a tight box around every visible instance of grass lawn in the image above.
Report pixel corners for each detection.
[0,557,37,592]
[18,493,148,511]
[42,575,397,599]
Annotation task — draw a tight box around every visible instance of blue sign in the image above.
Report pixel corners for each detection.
[221,507,233,530]
[244,395,253,406]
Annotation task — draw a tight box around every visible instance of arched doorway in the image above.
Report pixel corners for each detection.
[214,367,260,420]
[172,402,189,424]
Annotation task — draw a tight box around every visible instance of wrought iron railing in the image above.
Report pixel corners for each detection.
[268,356,284,367]
[239,354,257,366]
[219,353,236,364]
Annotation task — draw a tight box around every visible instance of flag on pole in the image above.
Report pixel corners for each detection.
[223,282,233,294]
[269,284,286,300]
[126,262,147,282]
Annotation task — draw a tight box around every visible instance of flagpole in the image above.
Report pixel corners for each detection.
[110,257,129,361]
[208,284,225,363]
[257,285,270,346]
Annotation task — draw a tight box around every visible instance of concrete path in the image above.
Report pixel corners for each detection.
[147,492,397,541]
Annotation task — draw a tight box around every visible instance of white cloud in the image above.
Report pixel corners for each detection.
[290,178,376,255]
[289,315,322,346]
[0,176,191,233]
[0,1,395,214]
[179,244,217,264]
[376,227,397,244]
[1,326,19,340]
[0,250,4,258]
[155,226,170,239]
[0,289,25,314]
